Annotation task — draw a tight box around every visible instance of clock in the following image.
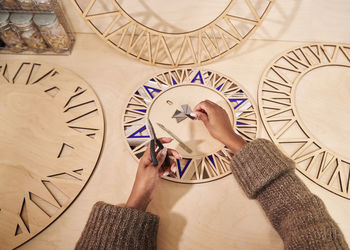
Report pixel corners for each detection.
[71,0,274,67]
[123,68,259,183]
[258,43,350,199]
[0,61,104,249]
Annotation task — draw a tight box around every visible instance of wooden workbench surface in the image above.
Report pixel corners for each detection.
[1,0,349,249]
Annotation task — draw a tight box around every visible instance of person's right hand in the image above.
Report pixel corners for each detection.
[191,100,246,154]
[125,137,180,211]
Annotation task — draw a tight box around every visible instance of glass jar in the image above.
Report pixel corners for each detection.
[33,0,53,10]
[0,12,24,51]
[0,0,18,9]
[17,0,35,10]
[10,13,47,50]
[33,13,69,50]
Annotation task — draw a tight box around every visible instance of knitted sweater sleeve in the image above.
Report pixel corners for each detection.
[231,138,349,250]
[75,201,159,250]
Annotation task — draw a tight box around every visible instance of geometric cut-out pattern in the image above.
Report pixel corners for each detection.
[123,69,259,183]
[71,0,274,67]
[258,43,350,200]
[0,61,105,249]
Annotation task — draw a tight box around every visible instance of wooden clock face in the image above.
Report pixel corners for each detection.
[123,69,259,183]
[258,43,350,199]
[0,61,104,249]
[71,0,274,67]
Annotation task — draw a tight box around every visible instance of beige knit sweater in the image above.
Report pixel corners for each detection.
[76,139,349,249]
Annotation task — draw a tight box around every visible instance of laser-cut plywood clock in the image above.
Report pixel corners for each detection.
[0,61,104,249]
[71,0,274,67]
[258,43,350,199]
[123,69,259,183]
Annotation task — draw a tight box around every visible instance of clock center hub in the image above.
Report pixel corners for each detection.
[148,84,234,158]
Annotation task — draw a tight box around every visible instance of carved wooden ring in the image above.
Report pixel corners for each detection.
[123,68,259,183]
[258,43,350,199]
[0,61,104,248]
[71,0,274,67]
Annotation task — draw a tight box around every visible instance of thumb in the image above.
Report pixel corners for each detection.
[156,147,167,168]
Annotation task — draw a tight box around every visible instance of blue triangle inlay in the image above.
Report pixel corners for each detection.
[127,125,149,138]
[216,83,224,91]
[229,98,247,109]
[144,85,161,99]
[208,155,216,168]
[191,71,204,84]
[176,158,192,178]
[171,77,178,85]
[135,109,146,113]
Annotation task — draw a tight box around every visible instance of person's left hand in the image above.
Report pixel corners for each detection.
[125,137,181,211]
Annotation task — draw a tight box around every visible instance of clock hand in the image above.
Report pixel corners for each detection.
[156,122,192,153]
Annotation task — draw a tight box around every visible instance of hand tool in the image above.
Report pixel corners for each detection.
[146,118,171,167]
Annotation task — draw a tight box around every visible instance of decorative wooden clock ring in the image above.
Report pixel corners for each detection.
[71,0,274,67]
[0,61,105,249]
[123,69,259,183]
[258,43,350,199]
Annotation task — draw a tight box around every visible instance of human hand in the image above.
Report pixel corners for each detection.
[125,137,181,211]
[191,100,246,154]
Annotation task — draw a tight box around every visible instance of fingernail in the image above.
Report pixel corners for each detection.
[177,153,182,159]
[171,165,177,173]
[162,171,170,176]
[190,112,197,118]
[162,147,167,156]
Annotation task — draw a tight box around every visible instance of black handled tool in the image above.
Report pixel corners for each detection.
[146,118,171,167]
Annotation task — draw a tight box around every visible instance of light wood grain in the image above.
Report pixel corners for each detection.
[0,61,104,249]
[0,34,346,250]
[123,69,259,183]
[2,0,350,246]
[63,0,350,46]
[70,0,274,67]
[258,43,350,199]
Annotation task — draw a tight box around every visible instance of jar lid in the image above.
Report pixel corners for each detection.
[0,12,10,27]
[33,13,56,26]
[10,13,33,27]
[34,0,50,4]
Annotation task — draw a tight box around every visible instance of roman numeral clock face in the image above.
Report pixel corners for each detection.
[123,69,259,183]
[0,61,104,249]
[258,43,350,199]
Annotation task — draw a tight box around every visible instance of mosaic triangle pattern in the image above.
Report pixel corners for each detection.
[123,69,259,183]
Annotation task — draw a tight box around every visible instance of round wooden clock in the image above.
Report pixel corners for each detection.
[258,43,350,199]
[71,0,274,67]
[123,69,259,183]
[0,61,104,249]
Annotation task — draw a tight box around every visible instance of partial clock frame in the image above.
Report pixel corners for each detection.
[71,0,274,67]
[258,43,350,200]
[0,61,104,249]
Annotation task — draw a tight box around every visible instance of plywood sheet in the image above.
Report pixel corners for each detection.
[0,61,104,249]
[70,0,274,67]
[258,43,350,199]
[0,35,345,250]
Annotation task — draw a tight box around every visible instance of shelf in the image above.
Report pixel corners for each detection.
[0,0,57,12]
[0,0,75,55]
